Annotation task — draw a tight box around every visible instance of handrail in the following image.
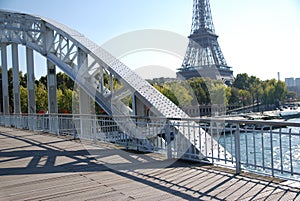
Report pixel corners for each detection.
[1,113,300,181]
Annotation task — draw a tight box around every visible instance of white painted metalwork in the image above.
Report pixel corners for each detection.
[12,43,21,115]
[1,113,300,181]
[0,9,188,118]
[26,47,36,113]
[0,10,230,161]
[1,44,9,116]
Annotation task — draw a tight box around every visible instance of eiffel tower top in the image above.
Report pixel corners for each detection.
[191,0,215,34]
[177,0,234,83]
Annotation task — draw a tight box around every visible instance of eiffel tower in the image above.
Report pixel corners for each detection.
[177,0,233,84]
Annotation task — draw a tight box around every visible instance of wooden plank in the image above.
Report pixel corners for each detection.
[1,127,300,201]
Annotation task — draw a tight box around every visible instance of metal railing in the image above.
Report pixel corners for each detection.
[1,113,300,180]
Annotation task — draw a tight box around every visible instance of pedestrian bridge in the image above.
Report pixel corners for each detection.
[0,10,230,163]
[0,126,299,200]
[1,10,300,183]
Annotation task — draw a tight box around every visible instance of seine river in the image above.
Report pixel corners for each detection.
[219,118,300,180]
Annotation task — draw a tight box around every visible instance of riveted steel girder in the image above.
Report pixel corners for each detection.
[0,10,231,161]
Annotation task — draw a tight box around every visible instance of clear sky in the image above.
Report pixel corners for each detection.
[1,0,300,81]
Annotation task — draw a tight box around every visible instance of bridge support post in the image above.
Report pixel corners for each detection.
[109,73,114,94]
[26,47,36,130]
[132,94,148,117]
[47,60,58,134]
[1,44,10,127]
[235,125,241,174]
[12,44,21,128]
[78,48,92,139]
[166,120,172,159]
[79,88,92,139]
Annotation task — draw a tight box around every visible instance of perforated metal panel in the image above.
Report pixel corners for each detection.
[0,10,231,161]
[40,14,190,119]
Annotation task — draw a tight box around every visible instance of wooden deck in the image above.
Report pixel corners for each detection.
[0,127,299,200]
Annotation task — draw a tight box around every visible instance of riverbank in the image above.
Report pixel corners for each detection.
[242,107,300,121]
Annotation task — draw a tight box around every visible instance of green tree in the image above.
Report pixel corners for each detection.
[238,90,251,106]
[57,89,64,112]
[35,83,48,113]
[57,72,74,90]
[38,75,47,87]
[232,73,250,90]
[259,79,287,106]
[20,85,28,113]
[20,72,27,88]
[225,87,232,106]
[286,91,297,100]
[248,76,262,105]
[153,84,179,106]
[57,88,74,113]
[229,87,240,105]
[188,78,210,104]
[163,81,193,107]
[274,80,287,104]
[210,83,228,105]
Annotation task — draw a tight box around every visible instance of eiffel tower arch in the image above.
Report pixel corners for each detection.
[177,0,234,84]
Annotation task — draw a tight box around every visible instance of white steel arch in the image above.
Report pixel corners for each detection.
[0,9,188,118]
[0,10,231,161]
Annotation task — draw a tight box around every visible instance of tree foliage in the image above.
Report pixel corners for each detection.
[231,74,287,106]
[35,83,48,113]
[149,73,288,109]
[1,66,290,114]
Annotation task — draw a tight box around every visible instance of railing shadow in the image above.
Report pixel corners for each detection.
[0,129,299,200]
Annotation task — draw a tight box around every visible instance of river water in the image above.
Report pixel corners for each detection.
[219,118,300,180]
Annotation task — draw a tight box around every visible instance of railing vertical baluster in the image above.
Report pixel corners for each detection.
[230,125,234,163]
[193,123,196,159]
[279,128,283,174]
[176,122,179,158]
[289,128,293,175]
[93,116,97,143]
[166,120,171,159]
[235,124,241,174]
[56,114,59,135]
[223,126,227,163]
[126,122,129,150]
[211,122,214,163]
[270,127,274,177]
[199,122,202,157]
[261,128,265,170]
[205,124,208,158]
[2,113,300,179]
[217,124,220,160]
[245,127,249,166]
[253,127,257,169]
[187,121,191,159]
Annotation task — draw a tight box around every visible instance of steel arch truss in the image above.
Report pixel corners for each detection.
[0,10,190,119]
[0,10,231,161]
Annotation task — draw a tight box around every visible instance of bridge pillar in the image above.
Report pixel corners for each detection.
[26,47,36,130]
[1,44,10,126]
[12,44,21,128]
[78,48,92,139]
[47,60,58,134]
[109,73,114,94]
[132,94,148,117]
[99,67,104,93]
[79,88,92,139]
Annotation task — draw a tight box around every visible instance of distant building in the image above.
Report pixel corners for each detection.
[285,77,295,87]
[295,78,300,87]
[285,77,300,98]
[146,77,177,85]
